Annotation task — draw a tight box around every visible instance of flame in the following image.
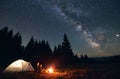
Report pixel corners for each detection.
[47,67,54,73]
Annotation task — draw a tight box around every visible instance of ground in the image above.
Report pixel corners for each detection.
[0,63,120,79]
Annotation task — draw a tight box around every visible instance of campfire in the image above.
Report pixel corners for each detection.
[45,66,54,74]
[47,67,54,73]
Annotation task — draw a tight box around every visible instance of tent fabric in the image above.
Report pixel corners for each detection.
[4,59,34,72]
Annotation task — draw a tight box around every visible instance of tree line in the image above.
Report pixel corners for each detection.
[1,26,119,70]
[0,27,89,69]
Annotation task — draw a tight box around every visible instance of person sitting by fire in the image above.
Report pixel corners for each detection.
[37,62,42,72]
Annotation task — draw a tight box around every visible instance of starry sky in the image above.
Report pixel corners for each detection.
[0,0,120,57]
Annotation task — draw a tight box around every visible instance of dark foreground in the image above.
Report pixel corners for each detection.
[0,63,120,79]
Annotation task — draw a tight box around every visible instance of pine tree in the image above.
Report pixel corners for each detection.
[13,32,23,59]
[61,34,74,64]
[62,33,73,56]
[24,36,35,63]
[0,27,23,68]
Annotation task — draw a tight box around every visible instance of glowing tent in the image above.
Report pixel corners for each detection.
[4,59,34,72]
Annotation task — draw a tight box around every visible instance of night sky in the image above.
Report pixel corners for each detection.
[0,0,120,57]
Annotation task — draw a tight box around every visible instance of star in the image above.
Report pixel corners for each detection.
[116,34,119,37]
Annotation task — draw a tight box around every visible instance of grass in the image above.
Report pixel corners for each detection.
[0,63,120,79]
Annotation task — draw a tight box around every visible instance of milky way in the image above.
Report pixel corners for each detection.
[0,0,120,57]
